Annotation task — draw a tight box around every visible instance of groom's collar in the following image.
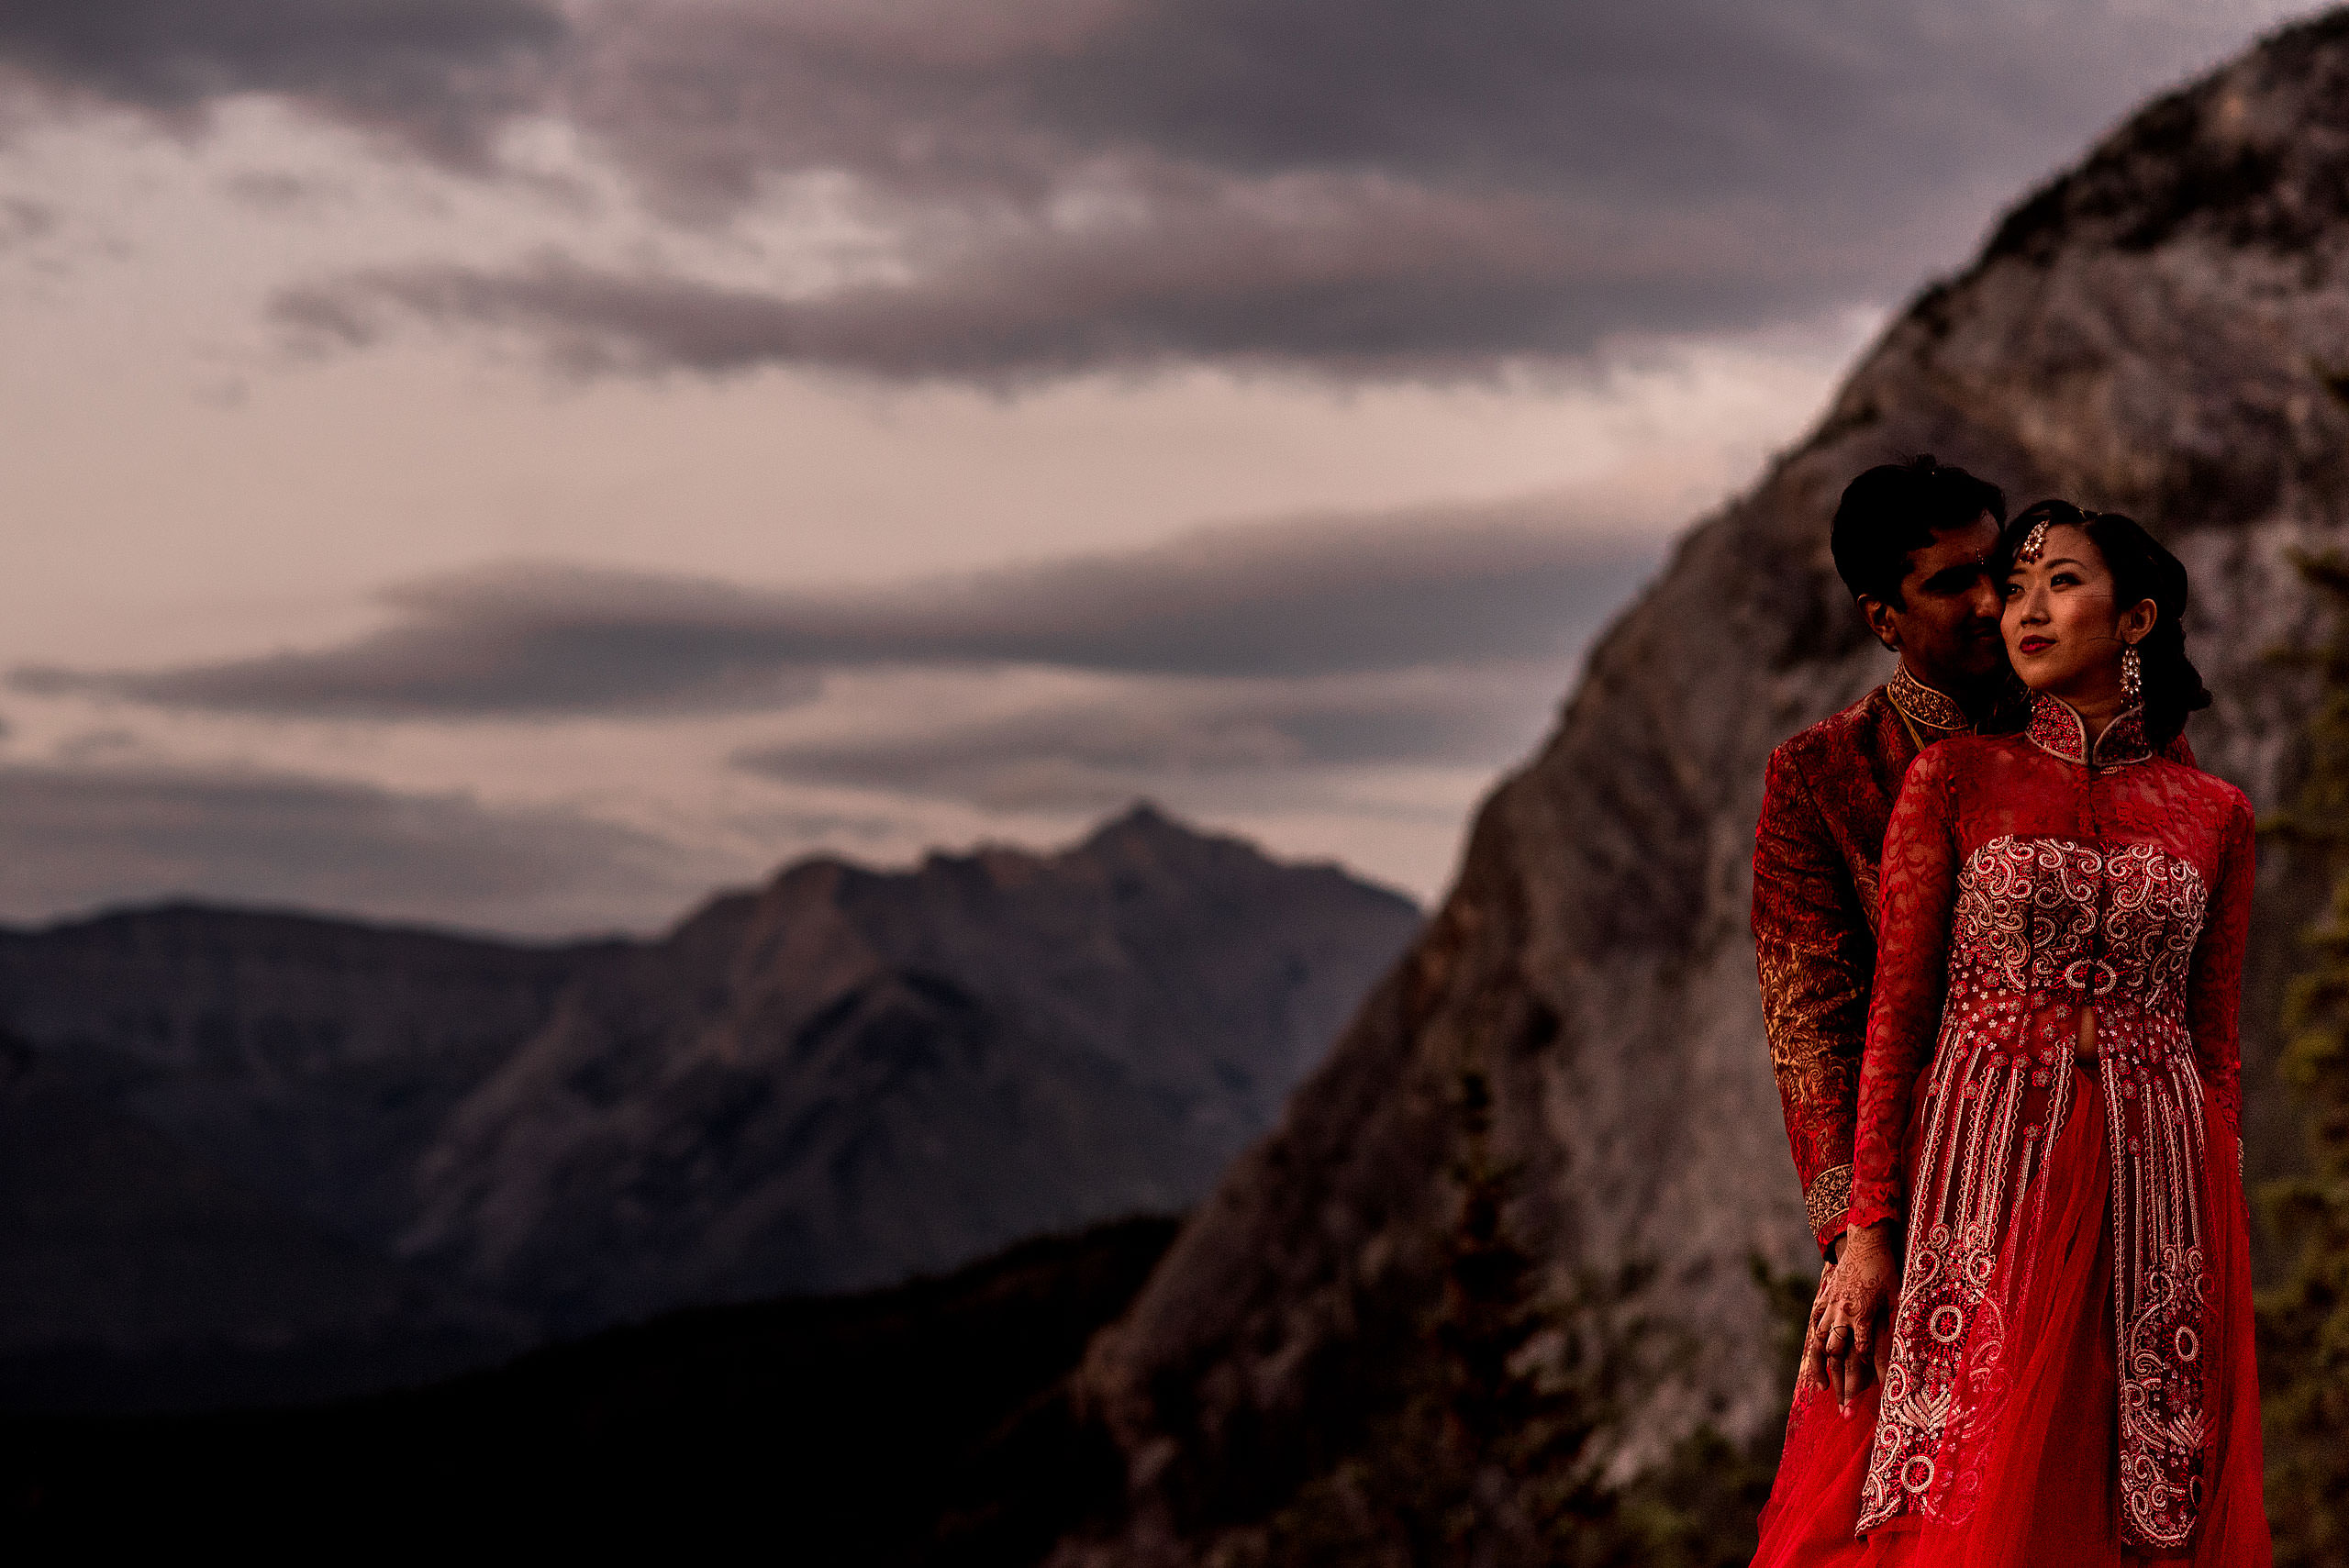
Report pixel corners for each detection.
[1887,662,1972,739]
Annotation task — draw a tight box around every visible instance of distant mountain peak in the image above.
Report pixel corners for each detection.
[1095,798,1179,835]
[1074,799,1234,861]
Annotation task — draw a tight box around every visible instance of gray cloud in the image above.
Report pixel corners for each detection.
[220,170,348,211]
[14,506,1661,718]
[272,181,1835,381]
[0,0,562,160]
[732,669,1551,813]
[0,197,56,250]
[3,0,2306,378]
[326,0,2314,377]
[0,762,708,936]
[17,564,832,718]
[540,1,2298,220]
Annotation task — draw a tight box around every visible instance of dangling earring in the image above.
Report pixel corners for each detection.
[2121,644,2143,706]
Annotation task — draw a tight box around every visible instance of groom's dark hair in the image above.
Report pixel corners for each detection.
[1831,456,2008,607]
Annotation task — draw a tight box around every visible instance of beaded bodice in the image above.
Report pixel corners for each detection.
[1946,833,2208,1028]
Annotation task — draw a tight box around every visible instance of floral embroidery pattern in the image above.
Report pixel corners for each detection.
[1856,835,2213,1545]
[1847,694,2254,1552]
[1806,1162,1854,1239]
[2027,695,2152,769]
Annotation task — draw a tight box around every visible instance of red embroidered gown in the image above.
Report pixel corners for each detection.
[1753,694,2270,1568]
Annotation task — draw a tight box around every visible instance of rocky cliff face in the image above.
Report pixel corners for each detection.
[401,805,1419,1330]
[1051,15,2349,1562]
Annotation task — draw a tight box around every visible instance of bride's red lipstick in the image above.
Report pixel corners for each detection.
[2017,635,2054,654]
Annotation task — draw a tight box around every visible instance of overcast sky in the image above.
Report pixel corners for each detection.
[0,0,2318,935]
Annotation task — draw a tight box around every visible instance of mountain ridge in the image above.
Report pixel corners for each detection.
[0,803,1419,1405]
[402,801,1423,1329]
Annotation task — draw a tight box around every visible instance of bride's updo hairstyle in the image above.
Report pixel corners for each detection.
[1995,500,2213,746]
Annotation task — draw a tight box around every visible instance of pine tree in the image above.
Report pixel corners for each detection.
[1245,1067,1630,1568]
[1238,1063,1807,1568]
[1434,1068,1625,1564]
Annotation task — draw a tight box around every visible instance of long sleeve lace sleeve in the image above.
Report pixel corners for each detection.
[1848,746,1960,1234]
[2188,793,2255,1139]
[1752,745,1873,1251]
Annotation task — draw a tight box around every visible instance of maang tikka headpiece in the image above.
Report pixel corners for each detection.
[2017,518,2052,563]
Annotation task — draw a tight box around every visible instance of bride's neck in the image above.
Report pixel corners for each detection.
[2046,681,2129,741]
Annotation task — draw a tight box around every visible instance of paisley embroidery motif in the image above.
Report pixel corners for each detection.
[2117,1241,2212,1548]
[1854,827,2221,1551]
[1952,837,2207,1006]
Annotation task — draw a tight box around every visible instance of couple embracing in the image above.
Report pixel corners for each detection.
[1748,459,2271,1566]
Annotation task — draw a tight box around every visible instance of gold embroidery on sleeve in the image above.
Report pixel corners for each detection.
[1806,1163,1854,1239]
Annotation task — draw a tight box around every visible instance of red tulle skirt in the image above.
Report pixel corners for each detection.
[1752,1068,2271,1568]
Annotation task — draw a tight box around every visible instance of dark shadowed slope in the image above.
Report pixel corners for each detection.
[1050,15,2349,1565]
[0,912,592,1408]
[0,1039,518,1413]
[0,1217,1179,1561]
[0,905,601,1251]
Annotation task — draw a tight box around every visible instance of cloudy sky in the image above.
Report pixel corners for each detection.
[0,0,2318,936]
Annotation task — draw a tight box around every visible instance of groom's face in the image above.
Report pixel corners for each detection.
[1865,514,2005,684]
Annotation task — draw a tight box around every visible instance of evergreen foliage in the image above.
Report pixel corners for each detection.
[2259,550,2349,1568]
[1608,1255,1808,1568]
[1231,1068,1801,1568]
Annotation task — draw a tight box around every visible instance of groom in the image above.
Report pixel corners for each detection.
[1751,456,2008,1402]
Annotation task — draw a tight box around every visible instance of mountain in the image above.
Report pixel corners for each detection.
[401,804,1421,1330]
[0,1038,518,1412]
[1046,16,2349,1564]
[0,806,1418,1401]
[0,908,596,1406]
[0,906,603,1251]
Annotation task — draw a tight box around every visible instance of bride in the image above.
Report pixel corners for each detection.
[1752,501,2272,1566]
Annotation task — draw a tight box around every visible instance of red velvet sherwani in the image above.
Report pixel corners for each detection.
[1753,664,1972,1254]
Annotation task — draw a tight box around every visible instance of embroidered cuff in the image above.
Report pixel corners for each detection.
[1805,1162,1854,1247]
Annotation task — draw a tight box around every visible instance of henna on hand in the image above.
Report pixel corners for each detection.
[1819,1220,1900,1412]
[1798,1259,1839,1393]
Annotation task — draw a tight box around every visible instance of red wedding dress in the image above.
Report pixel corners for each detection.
[1752,693,2271,1568]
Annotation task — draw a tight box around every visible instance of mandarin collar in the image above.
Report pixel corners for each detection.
[1887,662,1972,737]
[2025,691,2153,769]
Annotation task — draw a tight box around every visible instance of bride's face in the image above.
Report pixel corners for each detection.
[2000,523,2144,698]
